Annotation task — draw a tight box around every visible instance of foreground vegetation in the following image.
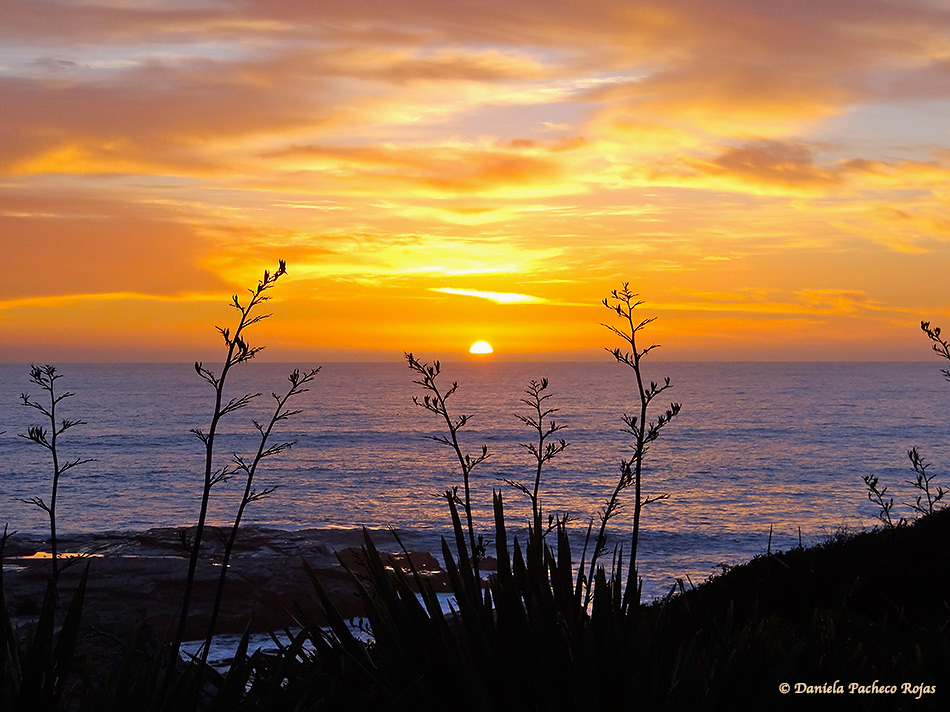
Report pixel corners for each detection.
[2,266,948,710]
[3,503,948,710]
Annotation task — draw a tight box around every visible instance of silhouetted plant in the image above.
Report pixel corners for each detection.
[201,366,320,662]
[18,365,93,583]
[863,449,945,527]
[406,353,489,565]
[905,447,945,517]
[862,321,949,527]
[907,321,949,516]
[167,260,287,679]
[862,474,903,528]
[921,320,950,382]
[595,285,680,584]
[503,377,568,536]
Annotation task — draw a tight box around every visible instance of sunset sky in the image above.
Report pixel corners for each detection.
[2,0,950,362]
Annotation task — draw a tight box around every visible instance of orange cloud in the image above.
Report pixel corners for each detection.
[266,142,573,198]
[695,141,838,189]
[0,191,228,301]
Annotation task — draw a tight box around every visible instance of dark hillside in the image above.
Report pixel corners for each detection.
[658,509,950,709]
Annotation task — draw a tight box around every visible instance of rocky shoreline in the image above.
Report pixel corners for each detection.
[2,526,449,642]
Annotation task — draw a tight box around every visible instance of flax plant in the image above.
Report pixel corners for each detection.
[503,378,567,536]
[19,365,93,584]
[906,321,949,515]
[406,353,489,565]
[921,320,950,382]
[201,366,319,662]
[862,321,949,527]
[862,474,902,528]
[905,447,945,517]
[593,285,680,589]
[167,260,287,676]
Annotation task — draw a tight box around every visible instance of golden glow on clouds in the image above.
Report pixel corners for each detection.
[2,0,950,361]
[430,288,546,305]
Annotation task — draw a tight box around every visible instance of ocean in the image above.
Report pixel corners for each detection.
[2,360,948,600]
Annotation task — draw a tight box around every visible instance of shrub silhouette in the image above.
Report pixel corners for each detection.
[18,365,93,584]
[202,366,319,661]
[168,260,292,675]
[406,353,489,567]
[863,320,947,525]
[502,377,568,537]
[596,284,680,588]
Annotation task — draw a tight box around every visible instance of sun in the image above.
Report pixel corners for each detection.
[469,340,493,354]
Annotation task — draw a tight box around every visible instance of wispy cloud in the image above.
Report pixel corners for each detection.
[0,290,222,311]
[429,287,547,305]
